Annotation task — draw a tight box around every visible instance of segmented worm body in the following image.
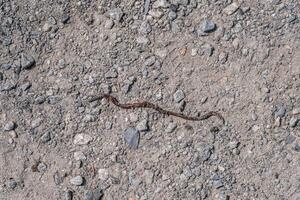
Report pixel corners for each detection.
[101,93,225,124]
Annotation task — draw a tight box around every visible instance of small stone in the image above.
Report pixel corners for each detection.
[41,132,51,143]
[37,162,47,173]
[64,190,73,200]
[1,63,11,70]
[292,108,300,115]
[285,135,296,144]
[202,20,216,33]
[74,151,86,161]
[53,171,63,185]
[104,19,114,29]
[123,128,140,149]
[6,178,17,189]
[290,117,299,127]
[294,144,300,152]
[144,56,156,66]
[4,121,16,131]
[139,21,152,34]
[21,54,35,69]
[136,36,150,45]
[105,68,118,78]
[83,114,96,123]
[42,22,52,32]
[191,48,198,56]
[200,44,214,56]
[168,11,177,21]
[274,104,286,118]
[108,8,123,22]
[143,170,154,185]
[153,0,170,8]
[31,118,42,128]
[74,134,92,145]
[84,188,103,200]
[223,2,240,15]
[212,175,223,189]
[9,131,17,138]
[105,121,113,129]
[136,119,149,132]
[35,96,46,104]
[219,52,228,63]
[70,176,84,186]
[173,89,185,103]
[165,122,177,133]
[98,168,109,181]
[61,14,70,24]
[149,9,164,19]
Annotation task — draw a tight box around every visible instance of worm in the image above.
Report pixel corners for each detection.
[100,93,225,124]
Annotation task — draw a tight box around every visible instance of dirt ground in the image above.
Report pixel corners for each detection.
[1,0,300,199]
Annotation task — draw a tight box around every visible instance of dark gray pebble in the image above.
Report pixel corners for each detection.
[123,128,140,149]
[21,54,35,70]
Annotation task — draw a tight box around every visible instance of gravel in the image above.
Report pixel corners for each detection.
[4,121,16,131]
[73,134,92,145]
[70,176,84,186]
[173,89,185,103]
[20,53,35,69]
[202,20,216,33]
[123,128,140,149]
[2,0,300,199]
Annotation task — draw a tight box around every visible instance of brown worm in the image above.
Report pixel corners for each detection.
[101,93,225,124]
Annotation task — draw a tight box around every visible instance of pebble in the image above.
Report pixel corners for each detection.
[149,9,164,19]
[84,188,103,200]
[37,162,47,173]
[108,8,123,22]
[98,168,109,181]
[223,2,240,15]
[136,36,150,45]
[61,14,70,24]
[64,190,73,200]
[168,11,177,21]
[104,19,114,29]
[21,53,35,69]
[274,104,286,118]
[285,135,296,144]
[123,127,140,149]
[6,178,17,189]
[136,119,149,132]
[4,121,16,131]
[212,175,224,189]
[294,144,300,152]
[165,122,177,133]
[153,0,170,8]
[35,96,46,104]
[139,21,152,34]
[70,175,84,186]
[292,108,300,115]
[42,22,52,32]
[73,134,92,145]
[74,151,86,161]
[143,170,154,185]
[1,63,11,70]
[200,43,214,56]
[144,56,156,66]
[173,89,185,103]
[202,20,216,33]
[105,68,118,78]
[290,117,299,127]
[53,171,63,185]
[31,118,42,129]
[41,132,51,143]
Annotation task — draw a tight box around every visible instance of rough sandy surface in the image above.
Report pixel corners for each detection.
[1,0,300,199]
